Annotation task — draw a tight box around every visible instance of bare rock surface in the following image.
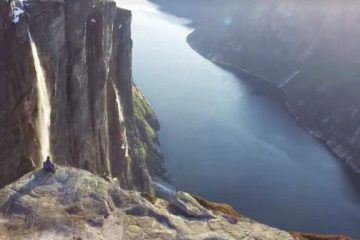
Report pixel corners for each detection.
[168,191,215,219]
[0,166,296,240]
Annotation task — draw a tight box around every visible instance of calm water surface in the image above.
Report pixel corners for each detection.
[119,0,360,237]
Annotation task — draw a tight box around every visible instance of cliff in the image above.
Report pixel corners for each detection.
[0,0,165,191]
[151,0,360,173]
[0,167,352,239]
[0,167,299,239]
[0,0,355,239]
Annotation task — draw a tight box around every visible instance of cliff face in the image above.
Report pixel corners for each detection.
[152,0,360,172]
[0,0,164,192]
[0,1,355,239]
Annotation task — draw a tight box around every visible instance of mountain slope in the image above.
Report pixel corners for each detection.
[151,0,360,173]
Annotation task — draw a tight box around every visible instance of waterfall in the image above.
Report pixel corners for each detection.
[113,83,129,158]
[153,181,177,200]
[28,29,52,164]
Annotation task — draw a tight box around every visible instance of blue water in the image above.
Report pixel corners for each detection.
[119,0,360,237]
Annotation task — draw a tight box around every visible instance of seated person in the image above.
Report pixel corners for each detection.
[43,156,56,173]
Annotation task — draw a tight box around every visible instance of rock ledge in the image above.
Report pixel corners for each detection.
[0,166,297,240]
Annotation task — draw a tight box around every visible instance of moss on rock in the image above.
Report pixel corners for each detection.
[127,84,168,186]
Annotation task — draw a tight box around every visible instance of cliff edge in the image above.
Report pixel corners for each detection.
[0,167,352,239]
[0,167,297,240]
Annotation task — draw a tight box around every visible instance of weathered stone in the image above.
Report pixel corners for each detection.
[0,167,298,240]
[0,167,352,240]
[169,191,215,219]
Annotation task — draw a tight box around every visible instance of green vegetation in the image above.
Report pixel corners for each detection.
[131,85,167,181]
[132,87,157,144]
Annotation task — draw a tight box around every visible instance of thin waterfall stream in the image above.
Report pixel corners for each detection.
[113,82,129,158]
[28,29,52,165]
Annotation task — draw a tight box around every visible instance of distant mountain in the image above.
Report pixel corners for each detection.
[152,0,360,172]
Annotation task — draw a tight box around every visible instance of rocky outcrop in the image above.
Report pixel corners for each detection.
[151,0,360,172]
[0,0,165,191]
[0,167,299,240]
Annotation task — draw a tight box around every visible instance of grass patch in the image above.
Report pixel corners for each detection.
[192,195,242,222]
[132,87,157,144]
[131,85,167,180]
